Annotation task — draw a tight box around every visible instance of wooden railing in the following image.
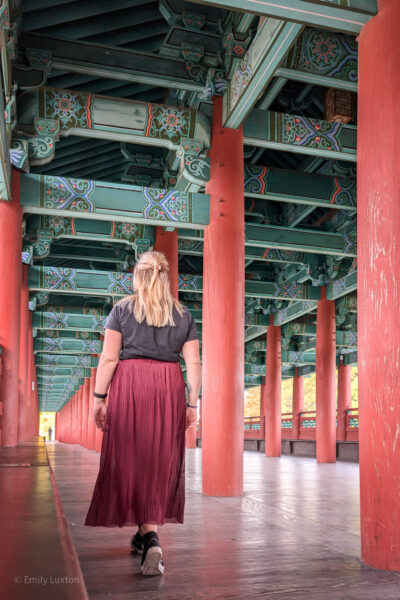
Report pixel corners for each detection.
[196,410,359,441]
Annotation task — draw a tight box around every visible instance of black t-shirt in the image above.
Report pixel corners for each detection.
[104,300,199,362]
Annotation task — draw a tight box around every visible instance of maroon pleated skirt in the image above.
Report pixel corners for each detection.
[84,357,186,528]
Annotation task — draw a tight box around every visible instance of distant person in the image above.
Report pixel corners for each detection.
[47,426,52,441]
[85,250,201,576]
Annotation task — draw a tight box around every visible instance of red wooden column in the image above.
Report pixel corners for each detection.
[292,368,304,440]
[72,392,78,444]
[56,408,61,442]
[87,367,96,450]
[0,171,22,447]
[154,227,178,297]
[202,95,245,496]
[81,378,90,448]
[18,266,30,442]
[358,0,400,571]
[265,316,282,456]
[26,313,33,440]
[337,360,351,441]
[79,385,84,445]
[316,287,336,463]
[260,376,266,437]
[67,399,72,444]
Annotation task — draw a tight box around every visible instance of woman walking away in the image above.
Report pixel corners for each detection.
[85,250,201,576]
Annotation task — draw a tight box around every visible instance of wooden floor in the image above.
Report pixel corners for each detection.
[46,442,400,600]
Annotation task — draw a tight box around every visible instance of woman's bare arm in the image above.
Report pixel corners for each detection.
[94,328,122,396]
[182,339,201,405]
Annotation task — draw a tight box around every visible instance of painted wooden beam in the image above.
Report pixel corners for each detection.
[327,268,357,299]
[18,33,205,93]
[28,266,321,301]
[35,354,99,367]
[187,0,377,34]
[245,223,356,257]
[223,17,303,127]
[17,86,210,159]
[336,330,357,347]
[36,367,92,377]
[35,329,100,340]
[244,164,356,209]
[32,309,107,333]
[34,337,103,353]
[179,238,311,265]
[20,174,210,230]
[243,109,357,161]
[277,27,358,92]
[179,221,356,258]
[0,74,12,201]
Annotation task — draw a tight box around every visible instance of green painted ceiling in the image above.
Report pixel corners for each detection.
[1,0,368,410]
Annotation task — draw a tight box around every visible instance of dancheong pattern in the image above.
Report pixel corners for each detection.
[41,313,68,329]
[42,267,76,291]
[143,188,191,222]
[43,215,74,236]
[274,113,342,152]
[244,165,268,195]
[285,28,357,82]
[146,104,194,146]
[178,274,201,292]
[108,272,133,295]
[42,88,92,129]
[331,178,356,207]
[40,176,95,212]
[111,221,140,244]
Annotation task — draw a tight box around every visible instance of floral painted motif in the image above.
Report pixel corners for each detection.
[43,88,92,129]
[43,215,74,237]
[143,188,190,222]
[42,267,76,291]
[41,176,95,212]
[276,113,342,152]
[110,221,139,244]
[146,104,193,146]
[285,28,357,82]
[178,274,201,292]
[108,272,133,295]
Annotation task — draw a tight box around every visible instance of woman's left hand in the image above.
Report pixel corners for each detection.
[93,401,107,431]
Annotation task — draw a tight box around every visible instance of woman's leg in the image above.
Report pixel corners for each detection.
[139,523,158,535]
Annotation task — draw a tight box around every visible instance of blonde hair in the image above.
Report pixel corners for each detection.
[119,250,184,327]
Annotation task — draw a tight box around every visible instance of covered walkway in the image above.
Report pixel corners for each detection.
[46,442,400,599]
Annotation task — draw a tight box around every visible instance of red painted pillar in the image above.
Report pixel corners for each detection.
[72,393,77,444]
[26,313,33,440]
[82,378,90,448]
[78,385,84,445]
[0,171,22,447]
[202,95,244,496]
[358,0,400,571]
[67,399,72,444]
[292,368,304,440]
[265,316,282,456]
[87,368,96,450]
[337,361,351,441]
[30,328,39,439]
[18,266,30,442]
[56,409,61,442]
[260,375,267,437]
[316,287,336,463]
[154,227,178,297]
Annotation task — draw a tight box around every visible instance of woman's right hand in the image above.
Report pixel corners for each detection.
[185,407,197,431]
